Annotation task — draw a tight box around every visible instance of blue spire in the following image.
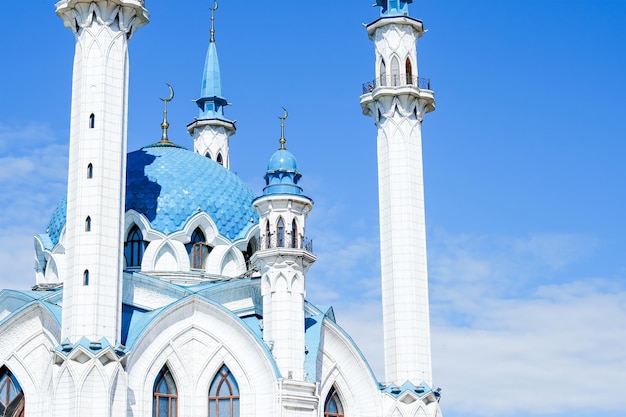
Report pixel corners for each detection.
[376,0,412,17]
[195,5,231,121]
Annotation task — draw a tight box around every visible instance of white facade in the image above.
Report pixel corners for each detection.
[0,1,443,417]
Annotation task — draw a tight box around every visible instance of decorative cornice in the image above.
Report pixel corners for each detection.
[56,1,149,37]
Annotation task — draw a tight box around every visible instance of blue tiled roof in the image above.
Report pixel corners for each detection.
[46,196,67,246]
[126,145,258,239]
[45,145,259,245]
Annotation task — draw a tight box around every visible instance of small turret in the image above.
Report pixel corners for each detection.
[251,110,315,384]
[187,1,236,168]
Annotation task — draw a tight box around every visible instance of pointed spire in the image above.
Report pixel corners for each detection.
[278,107,288,150]
[209,1,218,43]
[195,1,230,121]
[158,83,174,144]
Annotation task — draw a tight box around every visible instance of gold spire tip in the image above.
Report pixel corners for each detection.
[158,83,174,144]
[278,107,288,150]
[209,1,218,43]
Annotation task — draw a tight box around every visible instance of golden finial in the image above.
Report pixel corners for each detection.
[158,83,174,144]
[209,1,218,43]
[278,107,288,150]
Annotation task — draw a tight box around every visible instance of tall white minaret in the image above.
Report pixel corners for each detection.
[251,112,316,383]
[187,3,236,168]
[360,0,436,386]
[56,0,149,344]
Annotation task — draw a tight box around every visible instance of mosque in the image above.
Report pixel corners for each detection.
[0,1,441,416]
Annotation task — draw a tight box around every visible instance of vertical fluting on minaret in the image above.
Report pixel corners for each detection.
[56,0,149,344]
[360,1,436,386]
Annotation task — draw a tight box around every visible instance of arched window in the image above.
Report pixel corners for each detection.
[124,225,147,268]
[89,113,95,129]
[83,270,89,286]
[291,219,298,248]
[405,57,413,85]
[87,163,93,179]
[208,365,239,417]
[0,366,25,417]
[205,152,212,160]
[85,216,91,232]
[216,153,223,166]
[391,56,400,86]
[265,220,271,249]
[186,228,210,270]
[379,58,386,86]
[324,387,344,417]
[153,366,177,417]
[277,217,285,247]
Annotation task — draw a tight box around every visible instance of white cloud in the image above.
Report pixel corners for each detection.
[0,123,67,290]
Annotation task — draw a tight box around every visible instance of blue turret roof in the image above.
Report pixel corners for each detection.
[263,146,304,196]
[195,23,231,121]
[376,0,413,16]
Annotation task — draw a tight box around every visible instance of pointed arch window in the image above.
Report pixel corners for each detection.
[87,163,93,179]
[277,217,285,247]
[186,228,211,270]
[83,270,89,286]
[153,366,177,417]
[124,225,147,268]
[324,387,344,417]
[208,365,240,417]
[205,152,212,160]
[85,216,92,232]
[405,57,413,85]
[216,153,224,166]
[89,113,95,129]
[379,58,387,86]
[391,56,400,86]
[291,219,298,248]
[0,366,25,417]
[265,220,271,249]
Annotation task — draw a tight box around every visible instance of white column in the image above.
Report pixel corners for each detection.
[361,16,436,386]
[251,197,315,381]
[57,0,148,344]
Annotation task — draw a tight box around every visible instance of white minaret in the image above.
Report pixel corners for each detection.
[187,3,236,168]
[56,0,149,344]
[251,113,317,408]
[360,0,436,386]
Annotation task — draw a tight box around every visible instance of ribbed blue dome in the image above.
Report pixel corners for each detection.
[46,144,258,245]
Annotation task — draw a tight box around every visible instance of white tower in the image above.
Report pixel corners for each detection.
[56,0,149,344]
[187,3,236,168]
[251,114,318,414]
[360,0,436,386]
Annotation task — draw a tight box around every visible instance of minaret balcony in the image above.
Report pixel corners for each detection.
[362,74,431,94]
[262,233,313,253]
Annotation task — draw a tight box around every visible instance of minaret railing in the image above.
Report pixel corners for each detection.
[262,233,313,252]
[362,74,431,93]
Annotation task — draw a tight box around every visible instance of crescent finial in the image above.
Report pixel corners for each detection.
[278,107,288,150]
[158,83,174,144]
[160,83,175,103]
[209,1,218,42]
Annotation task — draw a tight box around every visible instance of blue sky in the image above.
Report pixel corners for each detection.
[1,1,625,417]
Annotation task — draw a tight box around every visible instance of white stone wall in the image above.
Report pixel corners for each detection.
[188,119,235,169]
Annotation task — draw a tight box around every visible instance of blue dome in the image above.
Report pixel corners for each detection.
[46,144,259,245]
[263,147,304,196]
[267,149,298,172]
